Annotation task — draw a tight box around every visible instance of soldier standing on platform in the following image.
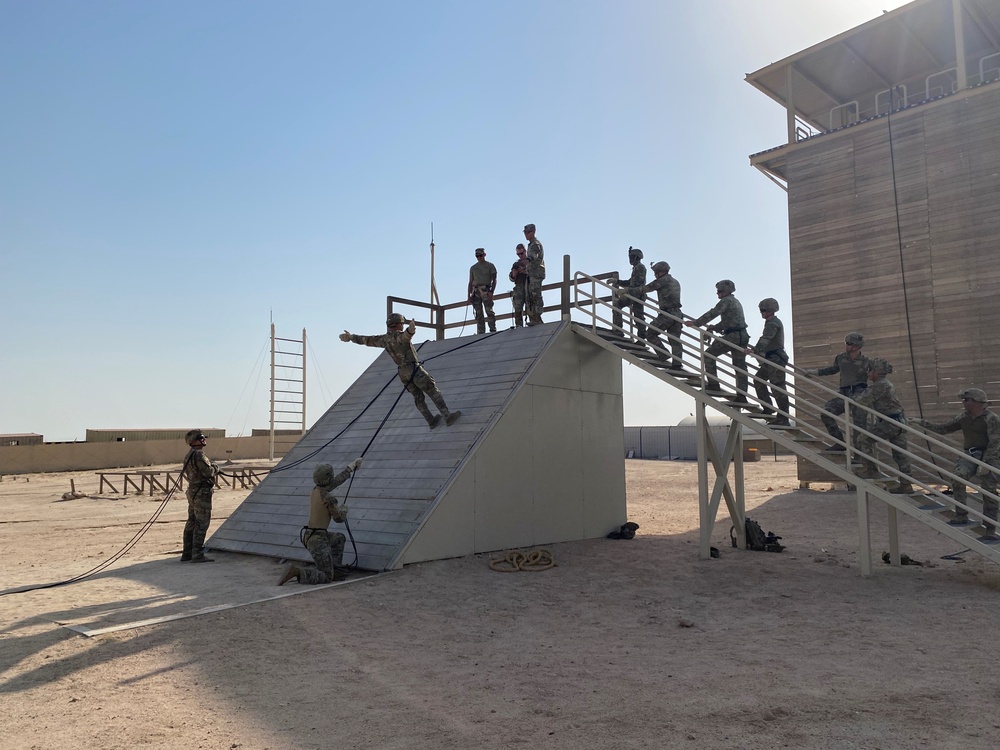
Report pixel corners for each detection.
[684,279,749,403]
[340,314,461,429]
[467,248,497,334]
[181,429,219,563]
[278,459,363,586]
[612,247,647,338]
[523,223,545,325]
[509,244,529,328]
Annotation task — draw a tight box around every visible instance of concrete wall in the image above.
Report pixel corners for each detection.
[0,436,282,475]
[85,428,226,443]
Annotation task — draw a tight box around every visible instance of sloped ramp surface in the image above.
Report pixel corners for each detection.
[210,322,625,571]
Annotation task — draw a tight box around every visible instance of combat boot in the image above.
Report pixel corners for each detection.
[278,564,300,585]
[445,410,462,426]
[853,464,881,480]
[191,530,214,563]
[417,403,439,429]
[982,508,999,539]
[180,528,193,562]
[889,482,914,494]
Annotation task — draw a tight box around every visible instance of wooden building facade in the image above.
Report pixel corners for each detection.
[746,0,1000,478]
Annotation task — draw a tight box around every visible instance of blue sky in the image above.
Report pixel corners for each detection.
[1,0,905,441]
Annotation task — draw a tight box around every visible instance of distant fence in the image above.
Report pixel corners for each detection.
[0,436,283,475]
[624,426,784,461]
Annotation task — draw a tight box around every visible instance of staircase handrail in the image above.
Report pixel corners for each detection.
[572,270,1000,526]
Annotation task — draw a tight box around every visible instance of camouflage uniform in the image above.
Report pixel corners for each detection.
[613,258,647,338]
[468,258,498,334]
[915,409,1000,527]
[750,315,788,417]
[298,465,353,585]
[182,446,218,561]
[509,257,528,327]
[854,377,912,480]
[347,328,454,426]
[632,271,682,368]
[693,296,749,396]
[525,237,545,324]
[816,353,871,445]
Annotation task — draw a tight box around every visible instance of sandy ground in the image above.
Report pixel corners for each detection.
[2,457,999,750]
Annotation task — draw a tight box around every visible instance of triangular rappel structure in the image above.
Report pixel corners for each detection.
[210,322,627,571]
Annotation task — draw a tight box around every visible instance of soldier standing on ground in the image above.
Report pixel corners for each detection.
[279,459,363,585]
[746,298,790,426]
[468,248,497,334]
[853,358,913,494]
[340,314,461,429]
[523,223,545,325]
[684,280,749,404]
[181,429,219,563]
[631,260,683,371]
[509,244,529,328]
[913,388,1000,538]
[802,332,871,450]
[612,247,646,338]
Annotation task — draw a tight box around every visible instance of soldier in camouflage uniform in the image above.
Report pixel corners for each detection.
[509,244,529,327]
[523,223,545,325]
[181,429,219,563]
[340,313,461,429]
[747,298,790,426]
[684,279,749,403]
[852,358,913,494]
[467,248,497,334]
[803,332,871,450]
[913,387,1000,537]
[278,459,363,585]
[630,260,683,371]
[612,247,647,338]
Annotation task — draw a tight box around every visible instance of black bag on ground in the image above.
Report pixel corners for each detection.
[731,517,784,552]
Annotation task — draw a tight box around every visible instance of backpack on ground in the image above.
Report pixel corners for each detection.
[731,517,784,552]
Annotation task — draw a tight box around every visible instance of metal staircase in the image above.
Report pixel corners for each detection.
[571,271,1000,574]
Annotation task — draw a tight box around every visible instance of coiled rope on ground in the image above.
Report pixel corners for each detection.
[488,548,556,572]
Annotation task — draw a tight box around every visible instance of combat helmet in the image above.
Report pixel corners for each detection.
[386,312,406,328]
[716,279,736,294]
[868,357,892,375]
[959,387,989,403]
[313,463,335,488]
[184,428,205,445]
[758,298,779,313]
[844,331,864,347]
[628,246,643,260]
[651,261,670,274]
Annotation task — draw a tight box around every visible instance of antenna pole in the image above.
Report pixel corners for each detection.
[430,222,440,306]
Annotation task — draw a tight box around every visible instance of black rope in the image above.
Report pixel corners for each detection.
[886,88,952,485]
[0,453,195,597]
[886,88,924,416]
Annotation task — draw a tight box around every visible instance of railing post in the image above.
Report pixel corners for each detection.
[562,254,571,320]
